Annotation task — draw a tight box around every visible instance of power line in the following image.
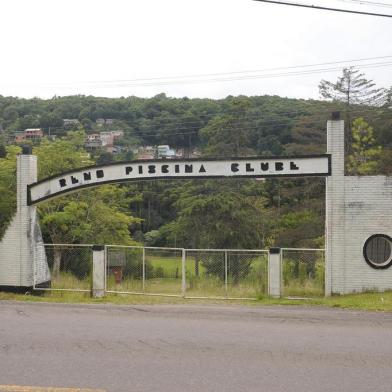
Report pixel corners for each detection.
[30,55,392,87]
[41,61,392,90]
[335,0,392,9]
[37,107,388,139]
[252,0,392,17]
[5,56,391,91]
[35,105,382,133]
[98,62,392,88]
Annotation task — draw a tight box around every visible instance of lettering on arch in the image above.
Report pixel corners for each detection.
[27,155,331,205]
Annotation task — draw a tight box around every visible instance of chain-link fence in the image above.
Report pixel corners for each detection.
[34,244,93,292]
[105,246,267,299]
[33,245,324,298]
[281,248,325,297]
[106,246,184,297]
[185,249,268,299]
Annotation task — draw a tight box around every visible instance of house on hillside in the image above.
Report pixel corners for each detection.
[63,119,80,128]
[24,128,44,140]
[99,132,114,147]
[111,130,124,139]
[85,134,102,150]
[157,145,176,159]
[137,146,156,160]
[14,128,44,143]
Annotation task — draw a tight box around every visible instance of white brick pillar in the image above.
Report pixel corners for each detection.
[326,114,345,295]
[0,147,50,288]
[268,247,281,298]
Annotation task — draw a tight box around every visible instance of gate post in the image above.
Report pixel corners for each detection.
[92,245,105,298]
[326,114,345,296]
[268,247,281,298]
[181,249,186,297]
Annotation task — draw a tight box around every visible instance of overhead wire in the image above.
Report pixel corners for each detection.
[39,107,389,139]
[28,55,392,88]
[48,61,392,89]
[252,0,392,17]
[334,0,392,9]
[38,106,381,132]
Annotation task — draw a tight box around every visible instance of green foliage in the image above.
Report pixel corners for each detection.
[347,118,382,175]
[33,133,140,246]
[144,230,161,246]
[319,67,385,106]
[319,67,386,153]
[0,88,390,250]
[200,97,254,157]
[0,145,20,238]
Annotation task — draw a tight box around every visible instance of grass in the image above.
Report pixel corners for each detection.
[106,254,269,298]
[2,290,392,312]
[34,254,392,311]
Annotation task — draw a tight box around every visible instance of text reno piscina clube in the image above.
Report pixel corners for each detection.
[58,161,300,188]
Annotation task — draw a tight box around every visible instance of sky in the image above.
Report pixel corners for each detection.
[0,0,391,100]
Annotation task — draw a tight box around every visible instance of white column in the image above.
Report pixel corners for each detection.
[268,247,281,298]
[0,148,50,287]
[326,116,345,295]
[18,153,38,286]
[181,249,186,297]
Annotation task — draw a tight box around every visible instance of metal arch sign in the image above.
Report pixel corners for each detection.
[27,154,331,205]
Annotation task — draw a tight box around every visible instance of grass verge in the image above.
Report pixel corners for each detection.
[1,290,392,311]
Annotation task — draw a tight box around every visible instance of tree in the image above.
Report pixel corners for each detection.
[159,180,266,282]
[0,143,6,158]
[382,87,392,108]
[378,148,392,175]
[33,132,140,276]
[319,67,385,151]
[347,118,382,175]
[200,97,254,157]
[319,67,385,108]
[0,145,21,239]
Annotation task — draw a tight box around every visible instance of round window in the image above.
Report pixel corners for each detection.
[363,234,392,269]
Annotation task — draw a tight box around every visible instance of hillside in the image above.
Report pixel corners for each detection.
[0,93,391,249]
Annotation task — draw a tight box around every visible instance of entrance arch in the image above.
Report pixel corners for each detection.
[2,115,392,296]
[28,155,331,205]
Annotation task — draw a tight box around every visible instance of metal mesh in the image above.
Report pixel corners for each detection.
[145,248,183,295]
[36,244,93,291]
[106,246,144,293]
[106,246,183,296]
[185,250,226,298]
[281,248,325,297]
[185,250,268,299]
[227,251,268,298]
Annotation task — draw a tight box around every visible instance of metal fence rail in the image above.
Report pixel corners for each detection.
[34,244,93,292]
[105,246,268,299]
[34,244,325,299]
[281,248,325,297]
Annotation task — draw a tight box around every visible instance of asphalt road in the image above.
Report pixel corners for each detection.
[1,301,392,392]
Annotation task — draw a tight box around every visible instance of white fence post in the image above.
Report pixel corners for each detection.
[224,250,228,298]
[92,245,105,298]
[182,249,186,297]
[268,247,281,298]
[142,247,146,292]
